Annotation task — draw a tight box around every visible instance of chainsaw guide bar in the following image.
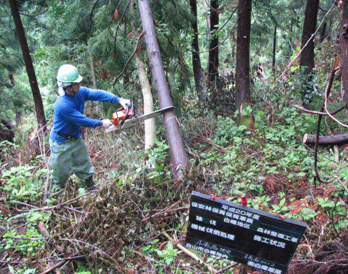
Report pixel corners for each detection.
[105,106,174,133]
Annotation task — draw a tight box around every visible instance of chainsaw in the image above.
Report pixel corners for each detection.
[105,101,174,133]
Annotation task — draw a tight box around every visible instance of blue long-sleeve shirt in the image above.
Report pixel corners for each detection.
[50,86,120,144]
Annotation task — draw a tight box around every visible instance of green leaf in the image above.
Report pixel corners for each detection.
[279,198,286,207]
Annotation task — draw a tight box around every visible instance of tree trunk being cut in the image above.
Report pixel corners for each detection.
[303,133,348,145]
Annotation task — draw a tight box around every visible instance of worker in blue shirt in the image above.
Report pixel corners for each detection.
[50,64,130,191]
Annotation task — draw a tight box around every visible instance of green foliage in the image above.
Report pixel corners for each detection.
[213,116,251,146]
[1,164,50,202]
[141,239,160,257]
[75,266,92,274]
[156,241,181,265]
[8,265,37,274]
[4,228,44,256]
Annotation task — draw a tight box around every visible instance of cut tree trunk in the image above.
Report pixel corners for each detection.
[303,133,348,145]
[138,0,188,180]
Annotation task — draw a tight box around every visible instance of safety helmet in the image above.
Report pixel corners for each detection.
[56,64,83,83]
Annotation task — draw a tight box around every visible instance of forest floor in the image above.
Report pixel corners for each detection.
[1,107,348,274]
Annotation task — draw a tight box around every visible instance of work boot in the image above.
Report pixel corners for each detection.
[85,176,98,191]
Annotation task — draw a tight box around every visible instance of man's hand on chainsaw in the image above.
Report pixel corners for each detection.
[101,119,113,129]
[119,98,131,109]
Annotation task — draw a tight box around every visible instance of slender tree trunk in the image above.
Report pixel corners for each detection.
[88,50,97,89]
[190,0,207,100]
[235,0,252,113]
[15,109,22,126]
[136,50,156,150]
[272,25,277,71]
[300,0,319,75]
[319,22,327,43]
[208,0,219,85]
[9,0,46,128]
[327,16,334,42]
[340,0,348,108]
[229,29,235,63]
[138,0,188,180]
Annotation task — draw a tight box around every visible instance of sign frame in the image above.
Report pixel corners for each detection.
[186,191,307,274]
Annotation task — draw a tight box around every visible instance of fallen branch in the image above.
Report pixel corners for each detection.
[41,260,68,274]
[162,231,218,274]
[303,133,348,145]
[293,104,345,116]
[36,221,84,273]
[141,206,188,222]
[37,221,50,237]
[134,250,166,266]
[215,262,239,274]
[10,191,93,213]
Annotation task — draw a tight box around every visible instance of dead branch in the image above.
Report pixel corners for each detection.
[142,205,189,222]
[215,262,239,274]
[37,221,50,237]
[40,260,67,274]
[113,31,144,84]
[293,104,346,116]
[134,250,166,266]
[312,57,339,185]
[10,191,93,213]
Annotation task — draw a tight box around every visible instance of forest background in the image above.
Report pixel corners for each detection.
[1,0,348,273]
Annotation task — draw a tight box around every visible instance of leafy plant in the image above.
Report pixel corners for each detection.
[156,241,181,265]
[141,239,160,257]
[1,165,49,202]
[8,265,37,274]
[3,227,44,256]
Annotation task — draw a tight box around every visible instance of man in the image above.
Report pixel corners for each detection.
[50,64,130,191]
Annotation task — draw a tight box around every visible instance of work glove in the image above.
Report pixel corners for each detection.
[119,98,131,109]
[101,119,113,129]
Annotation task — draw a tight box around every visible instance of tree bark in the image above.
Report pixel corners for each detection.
[300,0,319,108]
[190,0,207,100]
[235,0,252,112]
[208,0,219,85]
[88,48,97,89]
[272,25,277,71]
[303,133,348,145]
[138,0,188,180]
[135,50,156,150]
[9,0,46,128]
[300,0,319,74]
[340,0,348,108]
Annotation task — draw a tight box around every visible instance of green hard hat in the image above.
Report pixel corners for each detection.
[57,64,83,83]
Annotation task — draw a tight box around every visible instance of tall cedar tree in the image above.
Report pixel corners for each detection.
[299,0,319,108]
[208,0,219,85]
[235,0,252,112]
[8,0,46,128]
[190,0,207,100]
[300,0,319,75]
[340,0,348,109]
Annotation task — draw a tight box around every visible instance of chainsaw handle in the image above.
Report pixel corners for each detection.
[120,101,133,126]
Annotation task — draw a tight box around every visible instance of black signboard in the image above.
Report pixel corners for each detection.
[186,192,307,274]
